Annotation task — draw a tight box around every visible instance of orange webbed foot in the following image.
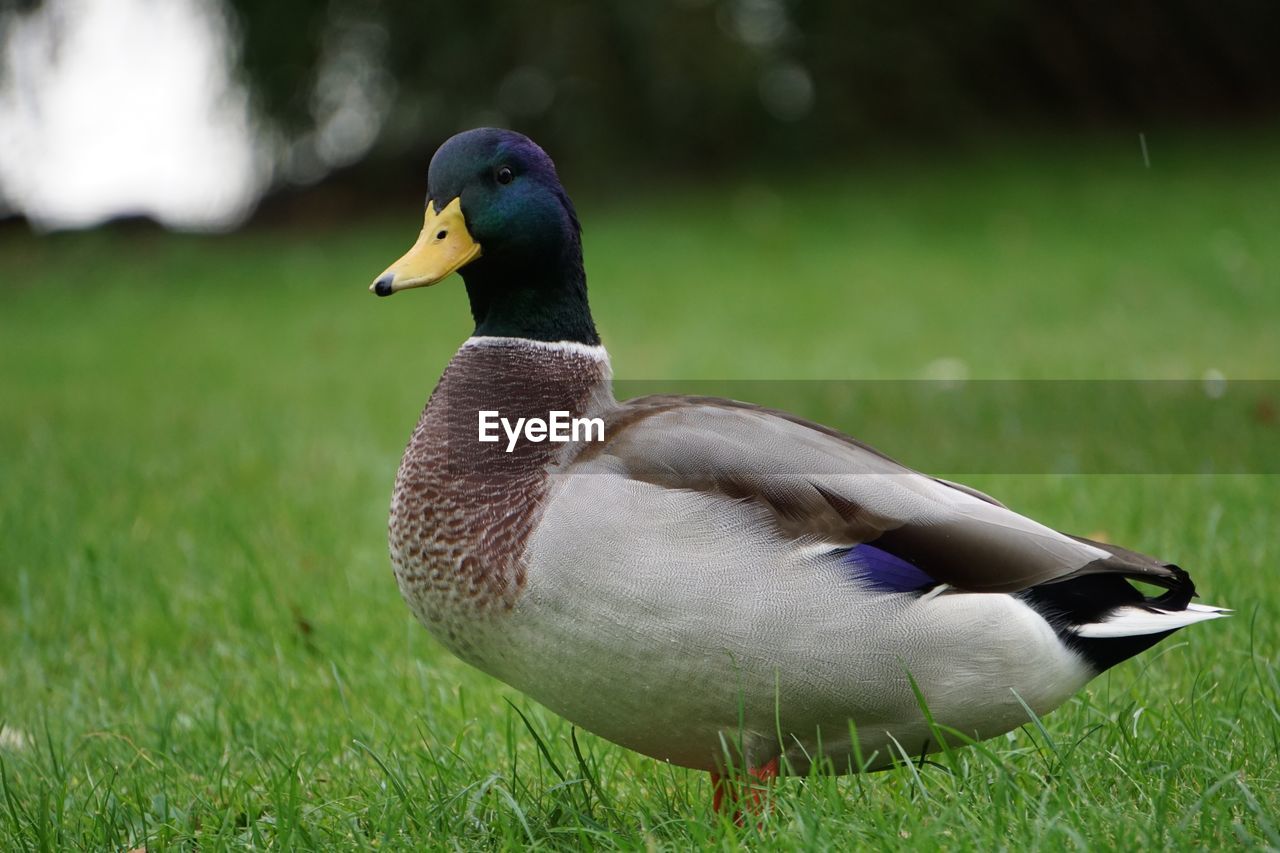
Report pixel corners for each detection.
[710,757,780,826]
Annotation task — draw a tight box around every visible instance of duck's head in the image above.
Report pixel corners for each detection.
[370,128,598,345]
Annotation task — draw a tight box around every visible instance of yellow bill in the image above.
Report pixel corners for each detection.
[370,197,482,296]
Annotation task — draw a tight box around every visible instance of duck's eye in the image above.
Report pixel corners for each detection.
[436,230,447,240]
[496,166,514,185]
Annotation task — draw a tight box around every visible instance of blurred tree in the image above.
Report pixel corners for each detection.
[222,0,1280,190]
[10,0,1276,206]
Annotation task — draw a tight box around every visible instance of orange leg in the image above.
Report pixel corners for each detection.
[710,757,780,825]
[711,771,726,814]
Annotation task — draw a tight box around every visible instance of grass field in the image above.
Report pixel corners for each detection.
[2,131,1278,849]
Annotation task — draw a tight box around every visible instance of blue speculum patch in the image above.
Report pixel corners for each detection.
[844,543,936,592]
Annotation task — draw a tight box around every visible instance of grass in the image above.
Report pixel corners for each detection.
[1,130,1278,849]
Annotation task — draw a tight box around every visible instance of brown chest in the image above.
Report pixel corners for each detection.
[387,338,612,652]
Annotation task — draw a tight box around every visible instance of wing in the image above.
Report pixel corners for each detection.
[572,395,1187,595]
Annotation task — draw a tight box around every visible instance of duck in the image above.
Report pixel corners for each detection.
[368,127,1226,815]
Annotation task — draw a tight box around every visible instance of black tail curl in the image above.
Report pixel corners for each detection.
[1019,537,1200,673]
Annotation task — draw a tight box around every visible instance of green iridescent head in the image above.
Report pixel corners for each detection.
[371,128,597,344]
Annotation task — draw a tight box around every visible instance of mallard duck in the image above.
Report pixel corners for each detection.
[369,128,1225,813]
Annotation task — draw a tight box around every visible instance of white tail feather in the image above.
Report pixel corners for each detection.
[1075,603,1229,639]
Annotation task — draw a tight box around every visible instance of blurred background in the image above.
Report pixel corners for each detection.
[3,0,1280,230]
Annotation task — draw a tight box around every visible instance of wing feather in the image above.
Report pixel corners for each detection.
[577,395,1185,594]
